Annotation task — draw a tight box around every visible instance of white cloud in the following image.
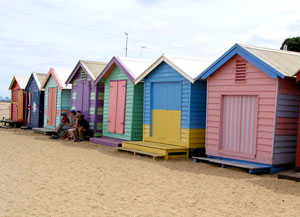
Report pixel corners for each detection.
[1,0,300,97]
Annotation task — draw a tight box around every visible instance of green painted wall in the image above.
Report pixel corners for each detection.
[44,75,71,129]
[132,82,144,140]
[102,66,143,141]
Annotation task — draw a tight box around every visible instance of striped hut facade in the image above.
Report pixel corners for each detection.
[65,60,107,137]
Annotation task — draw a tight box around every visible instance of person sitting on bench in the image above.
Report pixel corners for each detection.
[68,113,89,142]
[60,110,77,140]
[50,112,70,139]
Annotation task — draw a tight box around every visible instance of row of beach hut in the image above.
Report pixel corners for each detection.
[7,43,300,173]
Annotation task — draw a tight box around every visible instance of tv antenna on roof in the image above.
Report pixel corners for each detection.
[140,46,151,59]
[124,32,128,57]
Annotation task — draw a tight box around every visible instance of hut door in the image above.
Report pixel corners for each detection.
[151,82,181,142]
[12,90,18,121]
[47,88,56,127]
[76,81,90,120]
[27,91,32,124]
[221,95,258,158]
[17,91,23,120]
[107,80,126,134]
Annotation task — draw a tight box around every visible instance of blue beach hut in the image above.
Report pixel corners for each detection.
[25,72,47,128]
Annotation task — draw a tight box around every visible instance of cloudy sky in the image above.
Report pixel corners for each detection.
[1,0,300,97]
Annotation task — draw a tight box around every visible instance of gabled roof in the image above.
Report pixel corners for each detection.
[35,73,47,88]
[41,68,72,90]
[25,72,47,90]
[197,43,300,80]
[8,75,30,90]
[135,54,212,84]
[66,60,107,85]
[94,56,152,84]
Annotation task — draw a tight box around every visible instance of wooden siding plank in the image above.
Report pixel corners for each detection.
[206,55,277,164]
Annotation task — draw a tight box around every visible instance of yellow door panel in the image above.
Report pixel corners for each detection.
[166,110,181,142]
[152,110,167,139]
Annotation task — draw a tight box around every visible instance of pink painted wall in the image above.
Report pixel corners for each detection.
[206,55,278,164]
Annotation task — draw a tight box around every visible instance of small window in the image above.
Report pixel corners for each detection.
[235,60,247,83]
[81,71,86,80]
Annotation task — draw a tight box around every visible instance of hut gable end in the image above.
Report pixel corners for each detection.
[206,54,278,164]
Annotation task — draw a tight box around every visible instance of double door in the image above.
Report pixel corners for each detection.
[221,95,258,158]
[151,82,181,143]
[47,88,56,127]
[76,81,91,120]
[107,80,127,134]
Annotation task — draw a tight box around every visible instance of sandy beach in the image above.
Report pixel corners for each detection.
[0,126,299,217]
[0,102,10,120]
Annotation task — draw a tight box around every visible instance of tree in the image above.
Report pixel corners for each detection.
[280,37,300,52]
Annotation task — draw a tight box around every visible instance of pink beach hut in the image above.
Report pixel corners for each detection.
[196,44,300,173]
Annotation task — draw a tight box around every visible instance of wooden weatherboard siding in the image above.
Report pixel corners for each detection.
[11,81,26,124]
[102,65,143,141]
[70,68,104,137]
[25,75,44,128]
[143,62,206,148]
[44,76,71,129]
[206,55,277,165]
[11,81,20,122]
[273,78,300,165]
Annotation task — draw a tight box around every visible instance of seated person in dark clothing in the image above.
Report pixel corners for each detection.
[50,112,70,139]
[61,110,77,140]
[68,113,89,142]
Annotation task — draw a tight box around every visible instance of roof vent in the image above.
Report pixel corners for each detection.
[81,71,86,80]
[235,60,247,83]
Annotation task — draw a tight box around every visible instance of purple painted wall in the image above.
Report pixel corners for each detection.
[70,68,104,137]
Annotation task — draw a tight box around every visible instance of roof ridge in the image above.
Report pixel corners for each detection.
[15,75,29,77]
[239,43,300,56]
[80,60,107,64]
[118,57,152,63]
[164,54,212,62]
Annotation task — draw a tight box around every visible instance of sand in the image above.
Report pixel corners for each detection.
[0,102,10,119]
[0,128,300,217]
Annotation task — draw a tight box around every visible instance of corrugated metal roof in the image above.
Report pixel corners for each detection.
[79,60,107,80]
[240,44,300,77]
[135,54,212,84]
[54,69,72,89]
[32,72,47,90]
[118,57,153,80]
[14,75,30,89]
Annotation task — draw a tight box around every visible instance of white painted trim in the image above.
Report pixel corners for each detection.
[32,72,41,90]
[134,55,194,85]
